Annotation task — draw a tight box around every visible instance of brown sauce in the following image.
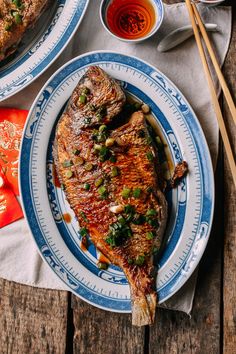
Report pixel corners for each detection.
[53,164,61,188]
[81,236,88,251]
[62,213,71,223]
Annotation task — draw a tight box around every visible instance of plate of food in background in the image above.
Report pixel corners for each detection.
[19,51,214,325]
[0,0,89,102]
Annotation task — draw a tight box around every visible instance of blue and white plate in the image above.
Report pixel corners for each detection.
[0,0,89,102]
[20,51,214,312]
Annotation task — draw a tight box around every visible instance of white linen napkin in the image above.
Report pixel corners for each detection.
[0,2,232,314]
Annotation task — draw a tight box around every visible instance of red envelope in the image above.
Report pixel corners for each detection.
[0,108,28,196]
[0,167,23,228]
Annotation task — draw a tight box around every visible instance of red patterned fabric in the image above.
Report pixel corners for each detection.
[0,108,28,228]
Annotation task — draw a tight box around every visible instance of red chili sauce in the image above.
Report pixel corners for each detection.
[106,0,156,40]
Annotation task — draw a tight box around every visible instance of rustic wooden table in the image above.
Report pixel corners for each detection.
[0,1,235,353]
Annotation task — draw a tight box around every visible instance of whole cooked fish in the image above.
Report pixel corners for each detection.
[0,0,50,62]
[54,66,168,326]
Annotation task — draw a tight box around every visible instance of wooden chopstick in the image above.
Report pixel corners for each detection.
[192,2,236,125]
[185,0,236,188]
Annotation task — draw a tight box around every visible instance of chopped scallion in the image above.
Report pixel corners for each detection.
[134,255,145,266]
[98,186,108,199]
[121,187,131,199]
[97,262,108,270]
[62,160,73,168]
[80,211,88,222]
[99,125,107,132]
[146,151,154,162]
[146,231,154,240]
[84,163,93,171]
[75,156,84,165]
[5,23,12,31]
[72,149,80,156]
[109,155,117,163]
[133,188,142,198]
[79,95,87,104]
[117,215,126,225]
[82,87,90,95]
[111,167,119,177]
[65,170,73,178]
[13,12,22,25]
[95,178,104,187]
[84,183,90,190]
[13,0,22,7]
[124,204,135,214]
[80,227,88,236]
[146,209,157,216]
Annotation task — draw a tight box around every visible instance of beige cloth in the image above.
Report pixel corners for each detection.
[0,2,232,314]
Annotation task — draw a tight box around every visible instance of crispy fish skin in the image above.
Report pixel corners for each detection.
[0,0,50,61]
[54,66,167,326]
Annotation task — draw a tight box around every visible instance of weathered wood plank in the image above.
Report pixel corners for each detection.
[0,279,69,354]
[222,5,236,354]
[72,296,145,354]
[148,156,223,354]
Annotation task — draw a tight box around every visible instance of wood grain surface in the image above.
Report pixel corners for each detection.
[222,4,236,354]
[149,160,223,354]
[0,1,235,354]
[72,296,145,354]
[0,279,68,354]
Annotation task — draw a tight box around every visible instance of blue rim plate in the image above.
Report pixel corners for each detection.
[20,51,215,312]
[0,0,89,102]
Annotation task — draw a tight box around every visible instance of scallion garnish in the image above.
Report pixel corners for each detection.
[111,167,119,177]
[79,95,87,104]
[13,12,22,24]
[80,227,88,237]
[95,178,104,187]
[84,183,90,190]
[98,186,108,199]
[99,125,107,132]
[146,209,157,216]
[133,188,142,198]
[146,231,154,240]
[62,160,73,168]
[109,155,117,163]
[121,187,131,199]
[124,204,135,214]
[65,170,73,178]
[134,255,145,266]
[72,149,80,156]
[75,156,84,165]
[84,163,93,171]
[97,262,108,270]
[146,151,154,162]
[80,211,88,222]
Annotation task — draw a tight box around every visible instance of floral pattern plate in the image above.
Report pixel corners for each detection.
[20,51,214,312]
[0,0,89,102]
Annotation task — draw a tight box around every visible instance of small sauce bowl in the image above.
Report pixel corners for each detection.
[100,0,164,43]
[198,0,225,5]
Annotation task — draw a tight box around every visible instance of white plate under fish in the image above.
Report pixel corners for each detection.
[0,0,89,102]
[20,51,214,312]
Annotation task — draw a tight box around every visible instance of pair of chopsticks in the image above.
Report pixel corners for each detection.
[185,0,236,188]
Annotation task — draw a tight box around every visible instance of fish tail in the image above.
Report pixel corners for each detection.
[131,291,157,326]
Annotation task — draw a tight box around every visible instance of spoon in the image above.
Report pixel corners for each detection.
[157,23,218,52]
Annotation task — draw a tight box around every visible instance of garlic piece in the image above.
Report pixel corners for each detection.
[109,205,124,214]
[105,138,115,147]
